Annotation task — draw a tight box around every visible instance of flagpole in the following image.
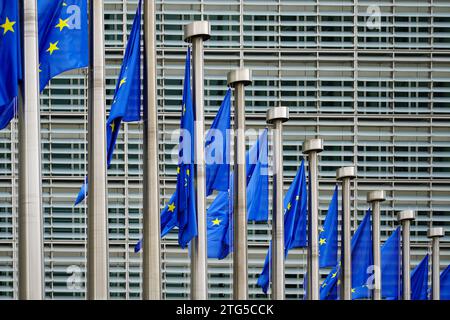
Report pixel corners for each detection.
[18,0,44,300]
[184,21,210,300]
[142,0,161,300]
[398,210,415,300]
[266,107,289,300]
[87,0,108,300]
[302,139,323,300]
[336,166,356,300]
[428,227,444,300]
[228,68,252,300]
[367,190,386,300]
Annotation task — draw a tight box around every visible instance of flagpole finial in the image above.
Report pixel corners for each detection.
[184,21,211,42]
[266,106,289,124]
[427,227,444,238]
[227,68,252,87]
[398,209,415,222]
[302,138,323,154]
[367,190,386,203]
[336,166,356,180]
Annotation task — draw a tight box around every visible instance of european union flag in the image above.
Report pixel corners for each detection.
[247,128,269,221]
[74,1,142,205]
[381,227,401,300]
[284,159,308,250]
[134,192,179,253]
[411,254,429,300]
[320,209,373,300]
[319,185,338,268]
[350,209,373,299]
[206,186,232,259]
[174,48,197,248]
[0,0,21,130]
[207,129,269,259]
[320,265,339,300]
[38,0,88,91]
[205,89,231,196]
[135,89,234,252]
[257,160,308,293]
[441,264,450,300]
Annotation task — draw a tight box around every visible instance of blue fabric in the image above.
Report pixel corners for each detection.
[319,185,339,268]
[381,227,401,300]
[411,254,429,300]
[38,0,88,91]
[440,264,450,300]
[0,0,21,130]
[205,89,231,196]
[206,130,269,259]
[320,210,373,300]
[75,1,142,205]
[257,160,308,293]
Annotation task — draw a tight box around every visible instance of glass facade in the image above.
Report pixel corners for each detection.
[0,0,449,299]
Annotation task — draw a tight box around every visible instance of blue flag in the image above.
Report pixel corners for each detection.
[320,209,373,300]
[134,192,180,253]
[257,160,308,293]
[284,159,308,250]
[173,48,197,248]
[0,0,22,130]
[75,1,142,205]
[205,89,231,196]
[441,264,450,300]
[320,266,339,300]
[350,209,373,299]
[206,185,232,259]
[247,128,269,221]
[319,185,339,268]
[206,129,269,259]
[38,0,88,91]
[381,227,401,300]
[135,89,234,252]
[411,254,429,300]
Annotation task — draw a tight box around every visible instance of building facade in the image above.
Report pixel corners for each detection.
[0,0,450,299]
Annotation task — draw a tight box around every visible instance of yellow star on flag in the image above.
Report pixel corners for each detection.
[287,202,291,210]
[119,77,127,88]
[1,17,16,35]
[321,282,327,288]
[176,167,180,174]
[332,271,338,278]
[168,202,176,212]
[47,41,60,55]
[319,238,326,245]
[351,288,356,293]
[319,226,324,233]
[186,169,190,176]
[212,218,221,226]
[295,195,300,201]
[110,121,115,132]
[55,18,70,32]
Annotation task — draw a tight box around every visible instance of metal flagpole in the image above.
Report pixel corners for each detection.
[266,106,289,300]
[184,21,210,300]
[18,0,44,300]
[143,0,161,300]
[428,227,444,300]
[302,138,323,300]
[336,166,356,300]
[367,190,386,300]
[398,210,415,300]
[87,0,108,300]
[227,68,252,300]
